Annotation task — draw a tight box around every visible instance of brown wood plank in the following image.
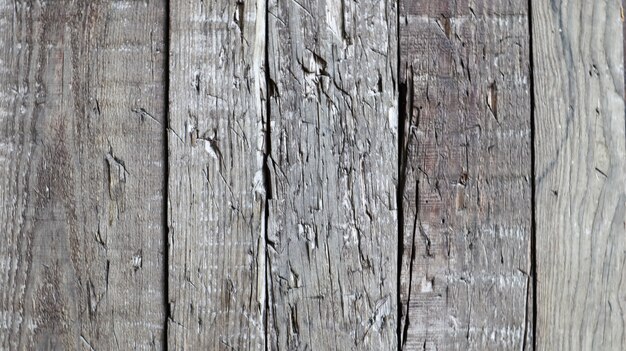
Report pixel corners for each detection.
[532,0,626,349]
[167,0,267,349]
[0,0,167,349]
[265,0,398,349]
[399,1,533,349]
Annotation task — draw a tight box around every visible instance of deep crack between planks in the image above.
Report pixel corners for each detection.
[527,0,538,349]
[396,1,403,348]
[163,0,172,349]
[263,0,272,350]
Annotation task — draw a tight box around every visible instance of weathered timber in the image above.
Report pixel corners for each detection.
[0,0,167,349]
[399,1,533,349]
[532,0,626,349]
[167,0,267,349]
[265,0,398,349]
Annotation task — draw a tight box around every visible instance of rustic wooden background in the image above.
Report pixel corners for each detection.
[0,0,624,350]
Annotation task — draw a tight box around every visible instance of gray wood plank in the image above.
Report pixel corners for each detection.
[399,1,533,349]
[167,0,267,349]
[0,0,167,349]
[532,0,626,349]
[265,0,398,349]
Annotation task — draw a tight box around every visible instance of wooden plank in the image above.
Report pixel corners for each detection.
[532,0,626,349]
[167,0,267,349]
[265,0,398,349]
[399,1,532,349]
[0,0,167,349]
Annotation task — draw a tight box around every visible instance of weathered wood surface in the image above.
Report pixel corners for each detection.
[532,0,626,349]
[265,0,398,349]
[2,0,626,349]
[399,1,533,349]
[0,0,167,349]
[167,0,267,349]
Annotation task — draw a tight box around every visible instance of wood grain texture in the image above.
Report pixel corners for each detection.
[0,0,167,349]
[399,1,532,349]
[532,0,626,349]
[167,0,267,349]
[265,0,398,349]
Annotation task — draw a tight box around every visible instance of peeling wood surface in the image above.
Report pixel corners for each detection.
[0,0,166,349]
[167,0,266,349]
[532,0,626,349]
[399,1,532,349]
[265,0,398,349]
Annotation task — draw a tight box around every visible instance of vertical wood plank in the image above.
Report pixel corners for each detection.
[266,0,398,349]
[0,0,167,349]
[399,1,532,349]
[167,0,267,349]
[532,0,626,349]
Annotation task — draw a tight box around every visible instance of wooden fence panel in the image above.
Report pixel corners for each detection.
[266,0,398,349]
[532,0,626,349]
[0,0,167,349]
[2,0,626,349]
[399,1,533,349]
[167,0,267,349]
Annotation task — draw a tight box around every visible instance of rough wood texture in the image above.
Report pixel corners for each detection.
[167,0,267,349]
[532,0,626,349]
[399,1,532,349]
[0,0,166,349]
[266,0,398,349]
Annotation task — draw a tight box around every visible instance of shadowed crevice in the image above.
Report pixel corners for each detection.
[163,0,171,349]
[263,1,272,350]
[527,0,537,349]
[398,71,416,350]
[396,1,404,348]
